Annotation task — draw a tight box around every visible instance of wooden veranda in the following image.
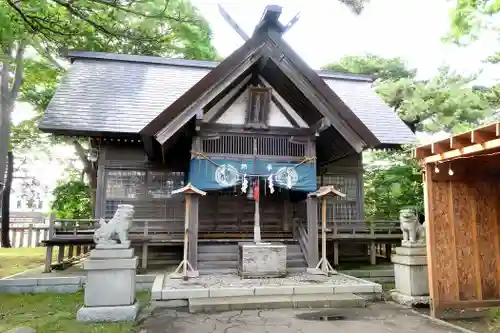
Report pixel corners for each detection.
[416,121,500,317]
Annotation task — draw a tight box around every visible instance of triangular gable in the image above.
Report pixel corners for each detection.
[203,83,308,128]
[140,7,381,153]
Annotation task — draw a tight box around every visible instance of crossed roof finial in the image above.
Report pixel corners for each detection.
[218,4,301,42]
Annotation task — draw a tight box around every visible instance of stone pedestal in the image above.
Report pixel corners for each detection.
[77,246,139,322]
[391,244,430,306]
[238,243,287,278]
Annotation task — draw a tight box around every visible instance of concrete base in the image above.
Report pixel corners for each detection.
[390,291,430,307]
[238,243,287,278]
[77,301,139,322]
[392,245,429,299]
[84,248,138,307]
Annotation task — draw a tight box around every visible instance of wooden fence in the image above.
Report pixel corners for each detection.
[0,212,51,248]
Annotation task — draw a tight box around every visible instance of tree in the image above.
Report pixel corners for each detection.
[323,56,492,133]
[364,149,423,220]
[447,0,500,63]
[376,67,491,133]
[51,179,92,220]
[1,0,218,246]
[322,54,417,81]
[323,54,494,220]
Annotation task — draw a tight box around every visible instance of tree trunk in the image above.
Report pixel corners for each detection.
[72,140,97,216]
[1,152,13,248]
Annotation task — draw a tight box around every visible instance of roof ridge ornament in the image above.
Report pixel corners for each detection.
[218,4,300,42]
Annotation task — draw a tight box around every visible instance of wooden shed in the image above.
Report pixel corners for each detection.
[415,121,500,317]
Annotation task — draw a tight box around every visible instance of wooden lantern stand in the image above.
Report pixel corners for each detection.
[307,185,346,276]
[169,183,206,281]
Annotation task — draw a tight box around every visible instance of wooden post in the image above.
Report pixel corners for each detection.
[320,197,327,272]
[11,229,17,248]
[58,245,65,264]
[254,184,261,243]
[19,228,24,248]
[370,242,376,265]
[142,221,149,269]
[27,224,33,247]
[188,194,199,271]
[385,244,392,260]
[170,183,206,279]
[333,241,339,266]
[35,228,41,247]
[44,246,53,273]
[68,245,74,259]
[182,194,191,278]
[306,197,318,267]
[283,199,290,232]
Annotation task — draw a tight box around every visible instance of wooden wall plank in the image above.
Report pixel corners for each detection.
[475,180,500,300]
[424,165,439,316]
[452,181,479,301]
[432,180,460,303]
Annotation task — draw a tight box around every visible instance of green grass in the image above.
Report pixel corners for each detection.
[0,291,150,333]
[0,247,56,278]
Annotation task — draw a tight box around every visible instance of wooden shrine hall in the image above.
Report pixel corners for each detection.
[39,5,415,273]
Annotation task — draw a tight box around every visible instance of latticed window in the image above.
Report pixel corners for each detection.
[322,173,359,221]
[103,169,185,219]
[105,170,146,200]
[148,171,184,199]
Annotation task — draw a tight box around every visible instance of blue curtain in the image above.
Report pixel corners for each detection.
[187,157,317,192]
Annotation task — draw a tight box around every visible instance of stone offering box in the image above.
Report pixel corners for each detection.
[238,243,287,278]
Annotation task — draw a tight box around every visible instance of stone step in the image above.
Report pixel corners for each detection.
[198,266,307,275]
[198,245,238,253]
[198,258,306,270]
[188,293,366,313]
[198,251,304,262]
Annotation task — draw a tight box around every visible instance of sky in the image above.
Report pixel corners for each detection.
[192,0,500,84]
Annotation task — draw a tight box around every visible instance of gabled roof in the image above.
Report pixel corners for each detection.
[39,51,415,145]
[39,7,415,151]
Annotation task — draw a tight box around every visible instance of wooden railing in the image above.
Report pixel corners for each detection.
[326,220,401,239]
[294,219,309,266]
[0,224,51,248]
[49,218,185,241]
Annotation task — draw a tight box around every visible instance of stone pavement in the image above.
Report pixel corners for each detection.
[139,302,464,333]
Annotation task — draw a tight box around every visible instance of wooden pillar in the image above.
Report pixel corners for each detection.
[142,221,149,270]
[333,241,339,266]
[385,244,392,260]
[188,194,200,271]
[306,197,319,267]
[58,245,65,263]
[44,246,53,273]
[283,200,290,232]
[370,241,376,265]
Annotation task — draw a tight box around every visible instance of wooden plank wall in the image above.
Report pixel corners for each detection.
[426,162,500,316]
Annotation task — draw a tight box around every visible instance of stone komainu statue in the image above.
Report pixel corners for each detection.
[93,204,135,247]
[399,208,426,245]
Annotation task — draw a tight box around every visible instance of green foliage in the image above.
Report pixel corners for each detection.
[324,55,493,134]
[364,149,423,220]
[376,67,492,133]
[2,0,219,155]
[447,0,500,64]
[322,54,417,81]
[51,179,92,219]
[448,0,500,42]
[323,55,491,219]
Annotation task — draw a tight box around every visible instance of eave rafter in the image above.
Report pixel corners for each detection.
[415,122,500,164]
